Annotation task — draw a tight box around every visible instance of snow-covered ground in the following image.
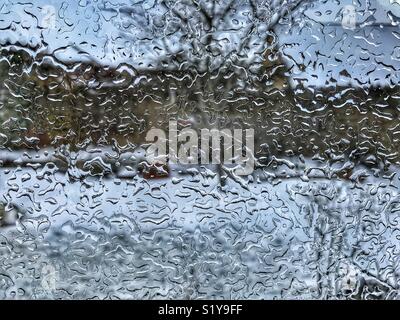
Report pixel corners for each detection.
[0,148,399,299]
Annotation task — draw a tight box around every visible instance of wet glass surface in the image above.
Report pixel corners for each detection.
[0,0,400,299]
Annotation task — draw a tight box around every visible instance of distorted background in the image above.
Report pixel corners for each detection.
[0,0,399,299]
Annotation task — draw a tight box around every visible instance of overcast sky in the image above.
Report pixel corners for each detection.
[0,0,399,87]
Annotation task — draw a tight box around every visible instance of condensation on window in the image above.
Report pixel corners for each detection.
[0,0,399,299]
